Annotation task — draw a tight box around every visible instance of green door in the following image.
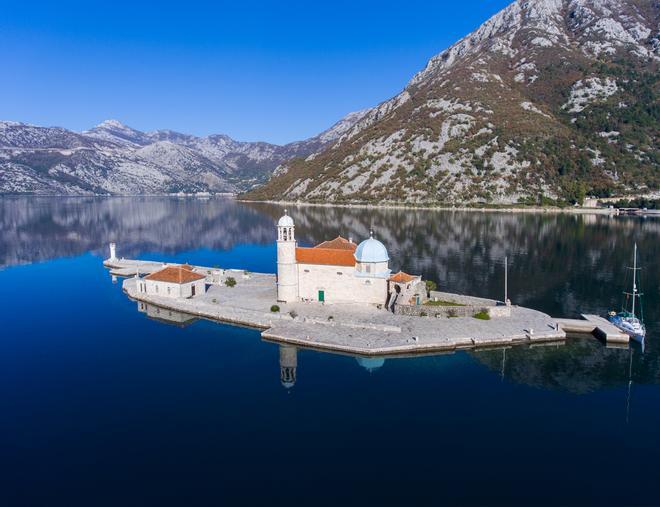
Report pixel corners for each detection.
[318,290,325,302]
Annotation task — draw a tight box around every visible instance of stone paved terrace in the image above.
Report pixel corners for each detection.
[109,258,567,356]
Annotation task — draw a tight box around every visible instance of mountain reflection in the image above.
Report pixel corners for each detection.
[473,340,653,394]
[2,195,658,330]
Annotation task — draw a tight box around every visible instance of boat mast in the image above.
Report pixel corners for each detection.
[632,243,637,318]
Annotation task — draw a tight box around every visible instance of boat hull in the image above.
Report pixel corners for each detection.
[608,315,646,343]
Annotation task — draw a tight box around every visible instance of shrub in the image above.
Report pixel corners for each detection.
[425,280,437,297]
[270,305,280,313]
[473,310,491,320]
[420,311,428,317]
[224,277,236,288]
[447,308,459,318]
[289,310,298,319]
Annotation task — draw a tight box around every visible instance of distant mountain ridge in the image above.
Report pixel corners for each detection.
[0,111,368,195]
[246,0,659,205]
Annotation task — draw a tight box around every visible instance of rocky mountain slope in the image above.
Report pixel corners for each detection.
[246,0,659,205]
[0,111,367,195]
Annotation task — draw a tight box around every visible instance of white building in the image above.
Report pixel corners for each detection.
[137,264,207,299]
[276,211,423,306]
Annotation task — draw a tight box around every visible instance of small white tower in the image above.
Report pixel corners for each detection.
[276,210,298,302]
[109,242,117,261]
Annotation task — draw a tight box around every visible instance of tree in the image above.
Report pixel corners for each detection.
[425,280,437,297]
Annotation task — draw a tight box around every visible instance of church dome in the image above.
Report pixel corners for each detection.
[278,210,294,227]
[355,235,389,263]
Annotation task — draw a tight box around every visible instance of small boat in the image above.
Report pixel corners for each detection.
[608,243,646,344]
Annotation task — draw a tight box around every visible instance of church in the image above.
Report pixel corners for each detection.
[276,210,426,307]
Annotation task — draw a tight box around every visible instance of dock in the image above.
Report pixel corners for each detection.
[104,258,629,356]
[556,315,629,344]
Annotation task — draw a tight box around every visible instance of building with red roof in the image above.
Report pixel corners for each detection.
[276,211,424,307]
[137,264,207,299]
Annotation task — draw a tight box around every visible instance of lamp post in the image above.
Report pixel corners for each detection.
[504,256,511,306]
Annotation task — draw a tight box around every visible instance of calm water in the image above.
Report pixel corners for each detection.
[1,196,659,506]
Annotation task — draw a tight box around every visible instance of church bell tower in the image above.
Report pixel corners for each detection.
[276,210,298,302]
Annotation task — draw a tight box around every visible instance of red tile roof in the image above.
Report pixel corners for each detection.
[389,271,419,283]
[314,236,357,251]
[145,265,206,284]
[296,247,356,267]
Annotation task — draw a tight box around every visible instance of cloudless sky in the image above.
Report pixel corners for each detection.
[0,0,512,144]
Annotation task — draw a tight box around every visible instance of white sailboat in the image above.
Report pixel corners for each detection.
[608,243,646,344]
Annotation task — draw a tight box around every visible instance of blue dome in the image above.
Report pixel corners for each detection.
[355,236,389,263]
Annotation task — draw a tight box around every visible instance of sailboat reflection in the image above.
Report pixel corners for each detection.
[625,343,645,424]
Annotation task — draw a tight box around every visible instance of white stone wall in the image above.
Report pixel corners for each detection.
[392,279,426,306]
[142,279,206,299]
[297,264,387,305]
[355,261,389,276]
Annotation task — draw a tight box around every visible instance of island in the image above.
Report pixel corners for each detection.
[104,211,629,356]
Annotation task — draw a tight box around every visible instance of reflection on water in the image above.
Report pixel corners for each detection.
[4,195,660,386]
[135,297,656,395]
[356,356,386,372]
[3,196,658,322]
[279,345,297,389]
[2,197,660,504]
[473,339,651,394]
[137,301,199,328]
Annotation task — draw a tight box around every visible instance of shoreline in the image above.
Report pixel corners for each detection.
[3,194,656,216]
[238,198,620,215]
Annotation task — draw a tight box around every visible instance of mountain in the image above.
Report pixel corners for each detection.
[0,111,368,195]
[245,0,659,205]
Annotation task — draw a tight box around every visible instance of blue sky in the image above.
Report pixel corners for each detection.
[1,0,511,144]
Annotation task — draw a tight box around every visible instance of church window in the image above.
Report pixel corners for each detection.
[167,286,171,295]
[304,269,310,273]
[155,285,159,293]
[337,272,342,276]
[283,229,288,241]
[366,264,371,273]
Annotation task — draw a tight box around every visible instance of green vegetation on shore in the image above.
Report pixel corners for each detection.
[424,300,465,307]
